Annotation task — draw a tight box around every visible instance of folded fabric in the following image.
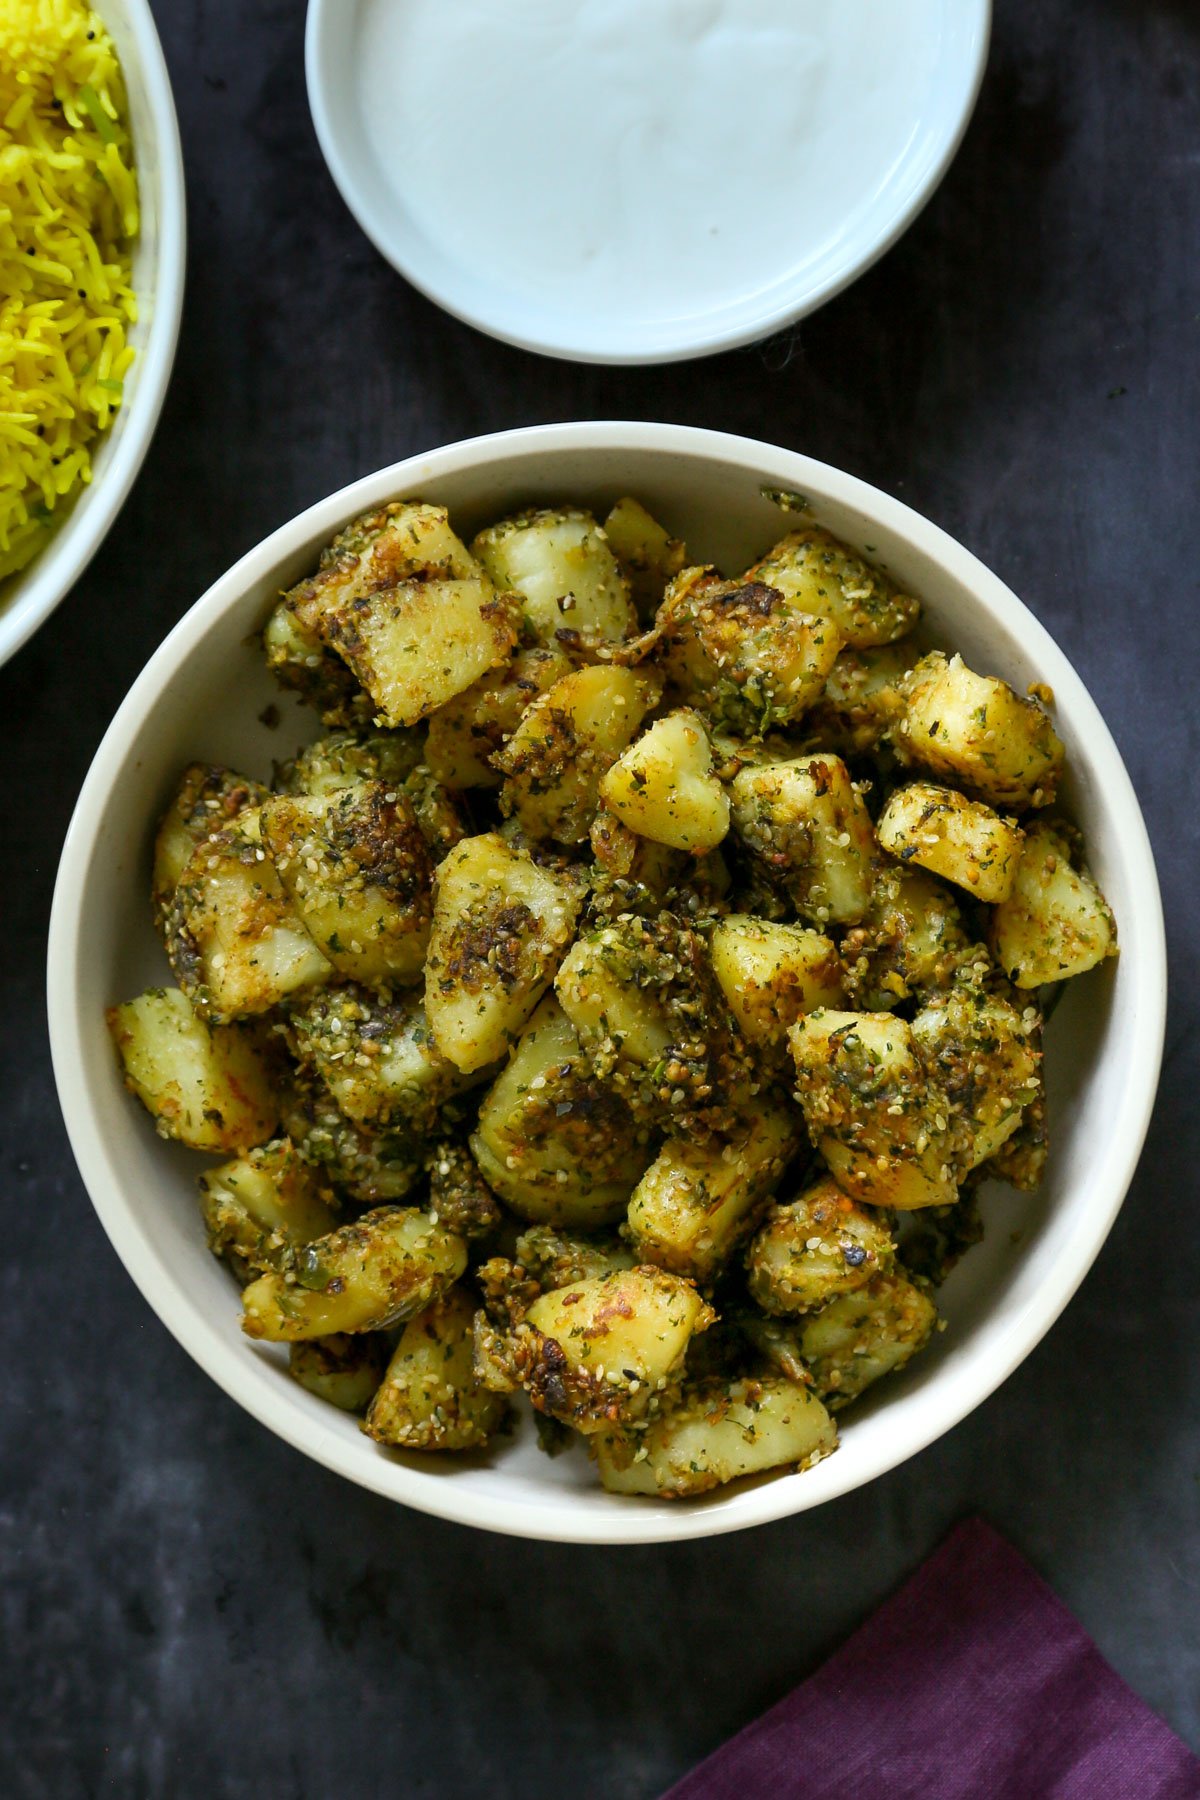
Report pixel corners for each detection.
[663,1515,1200,1800]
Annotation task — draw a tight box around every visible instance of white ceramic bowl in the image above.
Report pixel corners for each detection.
[0,0,186,667]
[48,423,1165,1543]
[306,0,990,365]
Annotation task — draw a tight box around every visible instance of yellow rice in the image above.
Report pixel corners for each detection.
[0,0,138,580]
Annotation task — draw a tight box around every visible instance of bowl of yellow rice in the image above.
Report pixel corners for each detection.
[0,0,184,666]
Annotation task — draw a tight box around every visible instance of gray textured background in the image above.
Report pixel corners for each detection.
[3,1,1198,1795]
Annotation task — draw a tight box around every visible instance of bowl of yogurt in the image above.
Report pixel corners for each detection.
[305,0,991,364]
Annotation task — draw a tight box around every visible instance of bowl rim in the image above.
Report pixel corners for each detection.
[0,0,187,668]
[303,0,992,365]
[47,421,1167,1543]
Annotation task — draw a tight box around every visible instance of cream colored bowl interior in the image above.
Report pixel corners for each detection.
[48,424,1165,1543]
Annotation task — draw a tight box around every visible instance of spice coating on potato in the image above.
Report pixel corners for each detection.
[108,987,278,1152]
[240,1206,467,1341]
[876,781,1024,904]
[425,833,583,1073]
[600,708,730,853]
[896,652,1064,810]
[745,526,919,648]
[658,565,843,735]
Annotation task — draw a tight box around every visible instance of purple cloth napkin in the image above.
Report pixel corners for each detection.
[663,1517,1200,1800]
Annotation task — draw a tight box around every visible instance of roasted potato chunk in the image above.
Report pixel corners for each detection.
[876,781,1023,904]
[424,646,573,789]
[710,915,844,1055]
[912,971,1042,1173]
[260,782,433,987]
[471,998,651,1226]
[840,865,970,1010]
[628,1099,802,1282]
[990,818,1117,987]
[167,817,332,1019]
[289,1334,388,1413]
[364,1287,508,1451]
[320,577,519,729]
[263,601,373,729]
[658,566,843,735]
[790,1009,957,1210]
[602,495,687,621]
[107,987,277,1152]
[800,642,918,757]
[799,1272,936,1409]
[730,754,875,925]
[896,652,1064,809]
[241,1206,467,1341]
[275,729,424,798]
[596,1376,836,1496]
[746,526,919,647]
[199,1139,338,1281]
[497,664,662,844]
[424,833,584,1073]
[288,985,480,1131]
[555,914,754,1138]
[472,506,635,646]
[747,1176,895,1316]
[513,1267,713,1433]
[600,708,729,853]
[152,763,269,933]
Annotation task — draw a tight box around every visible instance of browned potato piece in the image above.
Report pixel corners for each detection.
[472,506,636,646]
[275,729,425,798]
[876,782,1023,904]
[912,974,1042,1173]
[424,646,573,789]
[514,1267,713,1433]
[166,816,332,1019]
[627,1099,802,1281]
[747,1176,895,1315]
[600,709,730,853]
[497,664,662,844]
[710,915,844,1054]
[896,652,1064,809]
[241,1207,467,1341]
[424,833,584,1073]
[260,782,433,987]
[800,643,918,757]
[840,865,970,1011]
[289,1334,388,1413]
[288,985,481,1131]
[799,1273,937,1409]
[262,601,374,729]
[107,987,278,1153]
[730,754,875,925]
[746,526,919,647]
[658,565,843,735]
[555,914,754,1139]
[602,496,687,621]
[595,1377,836,1497]
[790,1009,957,1210]
[199,1139,338,1281]
[320,577,520,729]
[471,998,651,1226]
[152,763,269,933]
[363,1287,508,1450]
[990,818,1117,987]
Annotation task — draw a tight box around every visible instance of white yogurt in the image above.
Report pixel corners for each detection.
[356,0,945,328]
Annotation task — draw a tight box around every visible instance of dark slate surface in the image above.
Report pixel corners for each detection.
[2,1,1197,1794]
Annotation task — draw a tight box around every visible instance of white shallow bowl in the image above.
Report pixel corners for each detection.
[306,0,990,364]
[49,423,1165,1544]
[0,0,186,667]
